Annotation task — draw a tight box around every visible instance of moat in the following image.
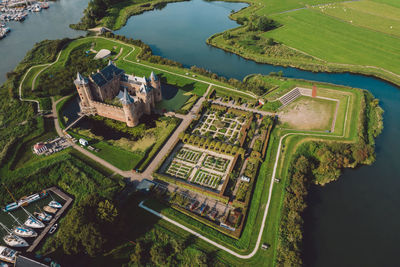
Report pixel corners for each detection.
[1,0,399,265]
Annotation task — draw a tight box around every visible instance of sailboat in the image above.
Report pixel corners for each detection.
[33,211,51,222]
[0,223,28,248]
[8,213,37,238]
[48,200,62,209]
[22,208,45,229]
[0,246,18,263]
[34,205,52,222]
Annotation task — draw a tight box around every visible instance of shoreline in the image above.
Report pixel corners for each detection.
[71,0,400,88]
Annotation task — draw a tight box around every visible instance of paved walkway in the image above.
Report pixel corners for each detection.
[212,100,275,116]
[51,97,133,178]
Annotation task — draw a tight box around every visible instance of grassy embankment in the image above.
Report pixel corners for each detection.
[139,82,363,266]
[2,36,382,265]
[207,0,400,86]
[23,36,253,171]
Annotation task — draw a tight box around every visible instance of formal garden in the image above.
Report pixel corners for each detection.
[192,169,222,189]
[192,105,252,145]
[162,144,233,192]
[165,160,193,180]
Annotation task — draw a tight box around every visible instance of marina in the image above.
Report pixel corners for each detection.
[0,0,50,39]
[0,187,73,258]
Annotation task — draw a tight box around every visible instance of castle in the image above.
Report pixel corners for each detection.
[74,61,162,127]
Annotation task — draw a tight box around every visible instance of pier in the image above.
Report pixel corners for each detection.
[26,187,73,253]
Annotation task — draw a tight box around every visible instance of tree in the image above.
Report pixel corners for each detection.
[267,38,275,46]
[214,142,222,151]
[97,199,118,223]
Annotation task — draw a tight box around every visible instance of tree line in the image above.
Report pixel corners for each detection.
[277,91,384,265]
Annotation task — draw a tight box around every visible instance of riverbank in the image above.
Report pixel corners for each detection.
[206,0,400,87]
[73,0,400,87]
[70,0,188,30]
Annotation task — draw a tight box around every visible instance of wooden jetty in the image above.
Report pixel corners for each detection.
[26,187,73,253]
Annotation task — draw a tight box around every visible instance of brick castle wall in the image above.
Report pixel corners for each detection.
[91,101,126,123]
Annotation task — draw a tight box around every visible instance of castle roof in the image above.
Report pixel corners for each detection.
[150,71,158,81]
[140,83,152,94]
[75,72,88,84]
[119,88,134,105]
[91,64,124,87]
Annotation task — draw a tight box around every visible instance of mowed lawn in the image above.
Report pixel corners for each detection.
[252,0,346,15]
[267,9,400,73]
[279,96,336,131]
[312,0,400,37]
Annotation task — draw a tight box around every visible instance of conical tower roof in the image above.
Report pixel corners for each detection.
[120,88,133,105]
[150,71,157,81]
[75,72,87,85]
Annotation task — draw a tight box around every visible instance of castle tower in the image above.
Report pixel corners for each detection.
[121,88,137,127]
[140,84,152,115]
[150,71,162,102]
[74,72,91,107]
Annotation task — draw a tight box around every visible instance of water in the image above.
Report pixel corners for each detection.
[0,193,65,248]
[116,1,400,266]
[0,0,399,265]
[0,0,88,84]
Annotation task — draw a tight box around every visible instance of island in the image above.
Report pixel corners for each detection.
[0,31,383,266]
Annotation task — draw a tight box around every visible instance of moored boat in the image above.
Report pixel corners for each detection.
[49,224,58,234]
[43,206,57,214]
[8,213,37,238]
[3,190,48,212]
[3,234,28,248]
[13,226,37,238]
[48,200,62,209]
[34,211,52,222]
[0,223,28,248]
[0,246,18,263]
[24,216,45,229]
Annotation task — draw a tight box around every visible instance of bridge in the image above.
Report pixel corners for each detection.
[64,115,85,131]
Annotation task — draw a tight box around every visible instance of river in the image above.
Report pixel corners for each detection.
[0,0,88,84]
[1,0,400,266]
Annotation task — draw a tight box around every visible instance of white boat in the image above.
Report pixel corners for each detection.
[43,206,57,214]
[34,211,52,222]
[0,246,18,263]
[3,191,48,212]
[49,224,58,234]
[24,216,45,229]
[48,200,62,209]
[3,234,28,248]
[8,213,37,238]
[0,223,28,248]
[13,226,37,238]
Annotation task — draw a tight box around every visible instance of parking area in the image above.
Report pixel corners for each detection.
[33,137,71,156]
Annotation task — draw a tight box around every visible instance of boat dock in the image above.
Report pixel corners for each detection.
[26,187,73,253]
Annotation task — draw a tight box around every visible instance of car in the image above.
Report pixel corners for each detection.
[190,201,199,211]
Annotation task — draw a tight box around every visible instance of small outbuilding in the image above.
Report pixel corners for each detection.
[136,179,156,193]
[240,175,250,183]
[94,49,111,60]
[79,138,88,146]
[33,143,48,155]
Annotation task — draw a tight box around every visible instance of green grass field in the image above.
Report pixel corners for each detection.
[311,0,400,37]
[268,9,400,72]
[207,0,400,86]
